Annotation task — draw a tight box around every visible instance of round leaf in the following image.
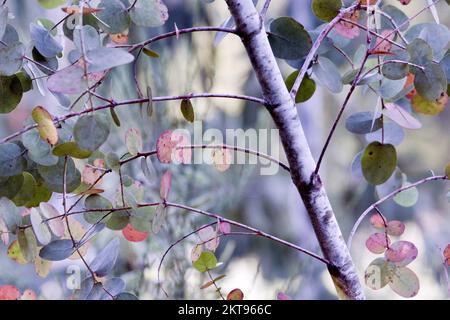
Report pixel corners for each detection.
[361,142,397,185]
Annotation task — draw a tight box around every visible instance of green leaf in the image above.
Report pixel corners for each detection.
[16,71,33,92]
[180,99,195,123]
[24,182,52,208]
[53,142,92,159]
[96,0,130,34]
[37,157,81,193]
[407,39,432,69]
[193,251,217,273]
[311,0,342,22]
[361,142,397,185]
[0,42,25,76]
[106,210,129,230]
[345,112,382,134]
[0,197,21,233]
[84,194,113,224]
[110,108,121,127]
[418,23,450,61]
[268,17,312,60]
[130,0,169,28]
[74,114,110,151]
[0,143,26,177]
[37,0,66,9]
[142,47,160,58]
[0,75,23,114]
[12,172,37,207]
[411,92,448,116]
[380,5,409,32]
[125,128,142,156]
[285,71,316,103]
[18,228,38,263]
[382,50,410,80]
[105,152,120,171]
[0,174,24,200]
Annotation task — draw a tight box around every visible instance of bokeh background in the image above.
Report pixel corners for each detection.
[0,0,449,299]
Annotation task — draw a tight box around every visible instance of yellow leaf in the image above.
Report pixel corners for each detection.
[32,106,58,145]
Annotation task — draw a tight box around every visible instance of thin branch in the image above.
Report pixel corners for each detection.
[260,0,272,19]
[127,0,138,11]
[127,26,238,52]
[347,175,448,249]
[23,56,56,74]
[165,201,330,265]
[289,2,360,99]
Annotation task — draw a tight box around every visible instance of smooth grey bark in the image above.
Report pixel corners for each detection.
[225,0,365,299]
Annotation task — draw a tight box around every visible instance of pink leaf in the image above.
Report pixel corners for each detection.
[198,226,220,252]
[444,244,450,266]
[386,220,405,237]
[369,214,386,229]
[277,292,292,300]
[159,170,172,201]
[383,103,422,130]
[212,147,232,172]
[0,285,20,300]
[227,288,244,300]
[385,241,418,267]
[156,130,191,164]
[122,224,148,242]
[219,221,231,234]
[39,203,65,238]
[20,289,37,300]
[366,233,391,254]
[374,29,395,53]
[335,11,360,39]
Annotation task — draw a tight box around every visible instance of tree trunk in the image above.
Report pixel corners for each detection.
[225,0,365,299]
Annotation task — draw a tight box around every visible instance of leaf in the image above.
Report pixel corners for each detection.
[211,147,232,172]
[200,275,226,289]
[74,114,110,151]
[105,152,120,171]
[130,0,169,28]
[18,228,38,262]
[104,278,125,297]
[382,103,422,130]
[110,108,121,127]
[146,86,153,117]
[0,75,23,114]
[7,240,27,264]
[29,23,62,58]
[414,62,447,102]
[191,245,203,262]
[32,106,58,145]
[388,267,420,298]
[364,258,393,290]
[38,0,66,9]
[180,99,195,123]
[47,65,102,94]
[386,221,405,237]
[39,202,64,238]
[334,11,360,39]
[0,196,22,233]
[35,256,52,278]
[30,208,51,245]
[370,214,386,229]
[96,0,130,34]
[445,163,450,179]
[152,203,167,234]
[90,238,120,277]
[411,92,448,116]
[198,226,220,252]
[312,57,343,93]
[227,288,244,300]
[268,17,312,60]
[0,7,8,40]
[85,48,134,73]
[53,142,92,159]
[385,241,418,267]
[361,141,397,185]
[193,251,217,273]
[115,292,139,300]
[345,112,383,134]
[0,216,9,245]
[125,128,142,156]
[122,223,148,242]
[39,239,74,261]
[382,50,410,80]
[84,194,112,225]
[160,170,172,201]
[0,143,26,177]
[61,6,102,15]
[366,122,405,146]
[37,157,81,193]
[285,71,316,103]
[0,42,25,76]
[311,0,342,22]
[20,289,37,300]
[106,211,129,231]
[142,47,160,58]
[444,244,450,266]
[64,218,90,260]
[219,222,231,234]
[393,183,419,207]
[366,233,390,254]
[407,39,432,68]
[12,172,37,207]
[0,285,20,300]
[156,130,191,164]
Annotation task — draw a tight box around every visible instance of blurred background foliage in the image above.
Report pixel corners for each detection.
[0,0,449,299]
